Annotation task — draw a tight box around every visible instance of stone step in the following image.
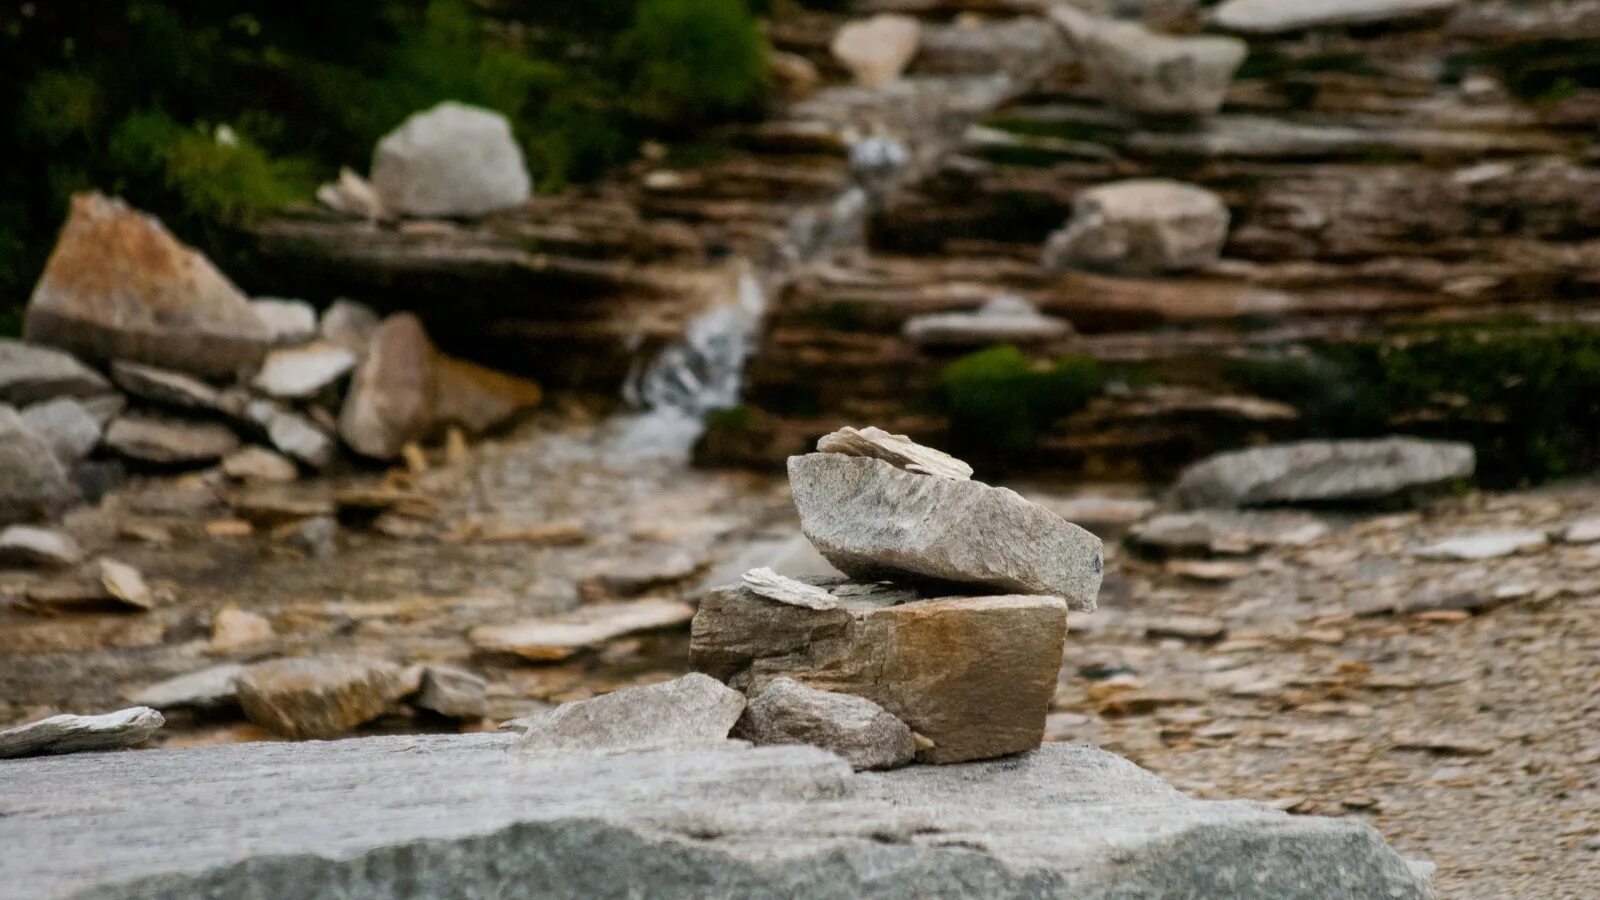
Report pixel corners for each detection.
[0,734,1432,899]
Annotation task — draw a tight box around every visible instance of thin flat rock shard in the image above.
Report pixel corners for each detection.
[0,706,164,759]
[741,567,839,610]
[816,425,974,481]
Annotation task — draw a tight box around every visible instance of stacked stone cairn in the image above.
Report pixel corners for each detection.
[689,426,1103,768]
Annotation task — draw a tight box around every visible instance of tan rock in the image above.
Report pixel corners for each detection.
[832,15,922,88]
[470,599,694,661]
[338,313,434,460]
[431,354,542,436]
[221,447,298,483]
[235,656,405,739]
[210,606,275,653]
[691,581,1068,764]
[23,193,270,377]
[97,558,153,610]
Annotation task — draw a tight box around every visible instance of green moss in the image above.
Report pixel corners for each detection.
[1231,324,1600,487]
[705,404,754,434]
[621,0,767,125]
[936,346,1102,458]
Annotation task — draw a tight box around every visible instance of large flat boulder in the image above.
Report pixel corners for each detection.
[0,734,1434,899]
[24,193,270,378]
[788,453,1103,609]
[692,581,1068,764]
[1171,437,1476,508]
[370,102,532,218]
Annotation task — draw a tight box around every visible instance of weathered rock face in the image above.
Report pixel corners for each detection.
[1042,179,1230,276]
[0,339,110,406]
[789,453,1103,610]
[1213,0,1460,34]
[514,673,746,753]
[370,102,532,218]
[1171,437,1476,508]
[831,14,922,88]
[692,582,1069,764]
[814,425,973,480]
[338,313,434,459]
[23,193,270,377]
[735,677,916,771]
[235,656,405,739]
[103,415,239,465]
[0,736,1434,900]
[0,707,163,759]
[1055,8,1247,117]
[0,406,77,525]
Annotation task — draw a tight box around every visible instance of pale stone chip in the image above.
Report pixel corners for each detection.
[741,567,839,610]
[815,425,973,481]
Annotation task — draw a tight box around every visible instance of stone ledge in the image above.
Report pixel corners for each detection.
[0,735,1430,899]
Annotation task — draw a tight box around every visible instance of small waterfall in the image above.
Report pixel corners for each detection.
[616,264,766,458]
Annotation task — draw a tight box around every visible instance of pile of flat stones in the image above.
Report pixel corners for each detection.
[689,426,1103,768]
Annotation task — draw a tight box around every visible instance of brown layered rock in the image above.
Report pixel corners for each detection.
[692,580,1068,764]
[235,656,405,739]
[431,354,543,436]
[24,193,270,378]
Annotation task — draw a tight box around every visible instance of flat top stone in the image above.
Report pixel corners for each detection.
[0,735,1431,900]
[816,425,974,480]
[1414,530,1548,561]
[251,342,357,399]
[514,673,746,754]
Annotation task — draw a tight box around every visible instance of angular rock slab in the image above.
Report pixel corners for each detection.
[736,677,915,771]
[693,582,1068,764]
[0,706,163,759]
[235,656,405,739]
[338,312,434,460]
[1213,0,1459,34]
[0,735,1433,899]
[514,673,745,753]
[1171,437,1476,509]
[24,193,270,377]
[789,453,1102,610]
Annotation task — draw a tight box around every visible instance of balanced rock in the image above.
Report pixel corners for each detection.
[902,295,1070,349]
[103,415,239,465]
[1054,8,1247,117]
[735,677,916,771]
[236,656,405,740]
[370,102,531,218]
[692,581,1068,763]
[514,673,745,753]
[0,707,163,759]
[1171,437,1475,509]
[789,453,1102,609]
[20,398,102,466]
[24,193,270,377]
[339,313,434,459]
[0,406,77,524]
[0,339,109,405]
[814,425,972,480]
[1213,0,1460,34]
[831,14,922,88]
[1042,179,1230,276]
